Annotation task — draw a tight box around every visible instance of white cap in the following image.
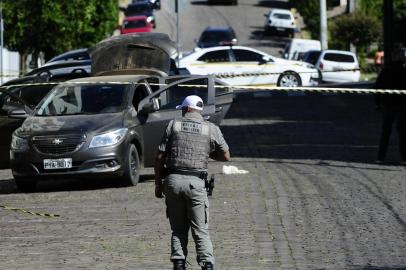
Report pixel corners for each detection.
[176,95,204,111]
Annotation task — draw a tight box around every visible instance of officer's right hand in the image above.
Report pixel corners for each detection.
[155,185,164,198]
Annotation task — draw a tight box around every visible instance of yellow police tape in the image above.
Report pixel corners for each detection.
[0,205,60,218]
[1,80,405,95]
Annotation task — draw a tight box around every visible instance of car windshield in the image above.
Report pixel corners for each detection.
[200,31,232,43]
[303,51,321,65]
[35,84,128,116]
[126,4,151,14]
[124,19,147,29]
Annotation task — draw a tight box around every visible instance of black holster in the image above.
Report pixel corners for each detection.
[205,174,215,196]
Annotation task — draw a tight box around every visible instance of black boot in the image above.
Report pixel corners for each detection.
[173,259,186,270]
[202,262,213,270]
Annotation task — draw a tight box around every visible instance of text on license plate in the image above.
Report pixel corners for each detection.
[44,158,72,169]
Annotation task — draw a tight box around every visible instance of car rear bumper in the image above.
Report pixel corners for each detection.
[267,25,296,31]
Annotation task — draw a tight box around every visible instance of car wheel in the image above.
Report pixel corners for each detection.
[277,71,302,87]
[14,176,37,192]
[122,144,140,186]
[233,0,238,5]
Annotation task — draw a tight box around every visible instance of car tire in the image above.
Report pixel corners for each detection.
[277,71,302,87]
[122,144,140,186]
[14,176,37,192]
[233,0,238,5]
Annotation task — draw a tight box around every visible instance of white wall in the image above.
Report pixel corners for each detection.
[1,48,20,84]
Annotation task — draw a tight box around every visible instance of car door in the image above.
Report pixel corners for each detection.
[0,85,51,168]
[138,76,216,167]
[185,49,233,80]
[231,48,278,86]
[321,52,359,83]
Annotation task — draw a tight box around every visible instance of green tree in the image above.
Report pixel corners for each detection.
[329,11,381,51]
[2,0,118,71]
[290,0,320,39]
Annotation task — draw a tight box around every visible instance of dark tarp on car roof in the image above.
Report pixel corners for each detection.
[89,33,177,76]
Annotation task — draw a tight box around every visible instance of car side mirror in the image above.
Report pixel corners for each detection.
[139,101,157,115]
[8,108,29,119]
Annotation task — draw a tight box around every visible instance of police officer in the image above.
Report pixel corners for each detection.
[154,95,230,270]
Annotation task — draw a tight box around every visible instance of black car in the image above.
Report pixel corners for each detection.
[124,3,156,28]
[196,27,237,48]
[45,48,90,65]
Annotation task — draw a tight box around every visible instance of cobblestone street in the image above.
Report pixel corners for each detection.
[1,92,406,269]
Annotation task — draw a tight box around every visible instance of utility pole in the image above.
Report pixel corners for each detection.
[320,0,328,50]
[348,0,356,53]
[175,0,180,67]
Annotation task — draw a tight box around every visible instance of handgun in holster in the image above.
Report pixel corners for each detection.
[204,174,215,196]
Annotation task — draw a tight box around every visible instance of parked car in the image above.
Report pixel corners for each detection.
[179,45,319,87]
[9,74,232,191]
[302,50,360,83]
[195,27,237,49]
[45,48,90,66]
[207,0,238,5]
[25,60,91,77]
[282,39,321,60]
[121,16,153,34]
[8,33,233,192]
[264,8,297,37]
[124,2,156,28]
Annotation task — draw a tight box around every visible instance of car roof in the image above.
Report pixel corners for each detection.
[25,60,91,76]
[269,8,293,14]
[192,45,258,51]
[203,26,234,32]
[322,49,356,56]
[46,48,89,63]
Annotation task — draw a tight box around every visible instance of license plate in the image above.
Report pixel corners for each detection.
[44,158,72,169]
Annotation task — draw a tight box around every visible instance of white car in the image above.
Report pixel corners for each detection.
[179,46,319,87]
[302,50,360,83]
[264,8,297,37]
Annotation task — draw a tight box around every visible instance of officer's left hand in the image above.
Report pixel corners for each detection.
[155,185,164,198]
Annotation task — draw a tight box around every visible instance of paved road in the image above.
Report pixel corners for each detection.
[1,92,406,269]
[155,0,292,56]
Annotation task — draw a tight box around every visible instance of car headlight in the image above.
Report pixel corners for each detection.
[89,128,128,149]
[11,134,29,151]
[146,16,153,23]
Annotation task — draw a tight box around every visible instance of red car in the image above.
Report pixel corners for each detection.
[120,16,153,34]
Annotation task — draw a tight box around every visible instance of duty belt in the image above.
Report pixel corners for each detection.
[169,169,207,179]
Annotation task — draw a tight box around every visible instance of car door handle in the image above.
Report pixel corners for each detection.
[215,106,223,113]
[204,115,211,120]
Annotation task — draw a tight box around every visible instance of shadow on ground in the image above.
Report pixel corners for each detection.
[255,0,292,9]
[221,92,402,164]
[0,174,155,194]
[352,266,406,270]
